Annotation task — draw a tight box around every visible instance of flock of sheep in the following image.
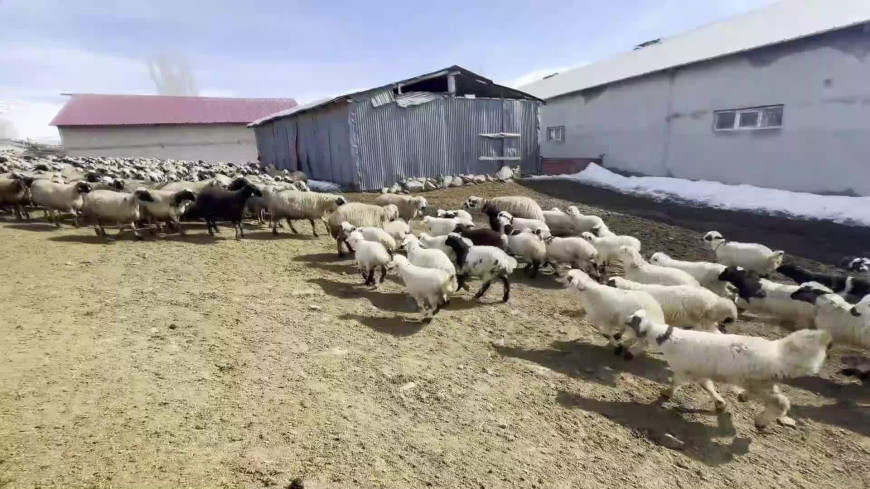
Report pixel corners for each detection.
[1,167,869,434]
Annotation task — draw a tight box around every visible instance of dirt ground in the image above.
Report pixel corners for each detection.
[0,182,868,489]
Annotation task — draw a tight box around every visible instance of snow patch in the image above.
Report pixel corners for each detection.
[531,164,870,227]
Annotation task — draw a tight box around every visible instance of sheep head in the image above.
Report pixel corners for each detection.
[74,182,93,194]
[133,189,156,203]
[703,231,724,248]
[463,196,484,210]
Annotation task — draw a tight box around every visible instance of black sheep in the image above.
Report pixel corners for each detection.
[718,266,765,302]
[481,202,502,231]
[453,223,506,250]
[185,181,262,239]
[777,263,869,304]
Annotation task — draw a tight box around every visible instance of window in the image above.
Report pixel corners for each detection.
[714,105,783,131]
[546,126,565,142]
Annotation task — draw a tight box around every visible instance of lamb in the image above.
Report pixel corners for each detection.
[566,269,665,359]
[650,252,735,299]
[400,235,458,290]
[327,203,399,256]
[496,211,550,236]
[81,188,156,239]
[737,278,816,330]
[777,263,869,304]
[616,246,700,286]
[0,177,31,221]
[463,196,545,221]
[418,232,472,263]
[436,208,473,221]
[503,226,547,278]
[422,215,474,236]
[374,194,428,221]
[382,218,411,242]
[791,282,869,349]
[624,310,831,429]
[139,188,198,235]
[542,207,576,236]
[565,206,606,234]
[345,230,391,287]
[703,231,784,276]
[339,222,397,252]
[581,231,641,271]
[443,233,517,302]
[543,235,599,276]
[268,190,347,236]
[453,223,507,250]
[718,266,766,302]
[30,180,92,227]
[183,180,263,239]
[386,255,455,322]
[607,277,737,332]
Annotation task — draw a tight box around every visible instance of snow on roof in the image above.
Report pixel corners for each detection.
[50,94,298,127]
[520,0,870,100]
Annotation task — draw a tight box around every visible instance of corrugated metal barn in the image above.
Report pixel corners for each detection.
[250,66,543,191]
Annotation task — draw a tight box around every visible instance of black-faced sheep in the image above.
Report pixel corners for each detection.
[777,263,869,304]
[81,188,156,240]
[30,180,92,227]
[184,180,263,239]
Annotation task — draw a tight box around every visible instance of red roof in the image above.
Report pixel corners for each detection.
[50,93,298,127]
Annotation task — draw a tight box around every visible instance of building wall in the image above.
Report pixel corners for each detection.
[58,124,258,163]
[540,26,870,195]
[351,96,540,191]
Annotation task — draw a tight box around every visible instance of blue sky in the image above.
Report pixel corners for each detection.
[0,0,778,141]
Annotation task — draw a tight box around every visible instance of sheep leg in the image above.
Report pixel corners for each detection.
[500,274,511,302]
[175,220,186,236]
[753,383,789,430]
[529,261,540,279]
[699,378,727,413]
[72,211,80,228]
[661,372,689,400]
[234,221,243,240]
[97,221,108,239]
[130,221,143,240]
[337,238,345,256]
[206,220,215,237]
[365,268,375,286]
[287,220,299,234]
[379,265,387,283]
[473,279,493,300]
[309,218,319,237]
[51,210,60,227]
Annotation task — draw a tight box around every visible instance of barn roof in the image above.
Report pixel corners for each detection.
[520,0,870,100]
[249,65,542,127]
[50,94,298,127]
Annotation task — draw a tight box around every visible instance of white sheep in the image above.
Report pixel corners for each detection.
[649,252,735,299]
[565,206,606,234]
[401,235,458,290]
[463,196,545,221]
[624,310,831,429]
[740,278,816,330]
[542,207,576,236]
[81,188,156,239]
[30,180,93,227]
[382,218,411,242]
[607,277,737,332]
[496,211,550,236]
[443,233,517,302]
[339,222,397,251]
[386,255,455,322]
[791,282,869,349]
[436,208,473,221]
[581,231,641,270]
[543,235,599,276]
[269,190,347,236]
[345,230,392,287]
[374,194,429,221]
[140,188,198,235]
[422,215,474,236]
[327,203,399,256]
[158,179,224,194]
[418,232,472,264]
[503,226,547,278]
[616,246,700,286]
[703,231,784,276]
[566,269,665,358]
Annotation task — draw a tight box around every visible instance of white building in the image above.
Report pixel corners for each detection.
[521,0,870,196]
[50,94,297,163]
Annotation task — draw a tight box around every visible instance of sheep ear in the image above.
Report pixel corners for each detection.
[772,251,785,258]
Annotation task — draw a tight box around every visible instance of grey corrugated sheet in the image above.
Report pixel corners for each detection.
[369,90,395,107]
[291,103,354,185]
[395,92,443,107]
[351,97,540,191]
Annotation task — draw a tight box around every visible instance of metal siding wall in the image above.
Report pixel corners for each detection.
[351,97,540,190]
[254,125,275,165]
